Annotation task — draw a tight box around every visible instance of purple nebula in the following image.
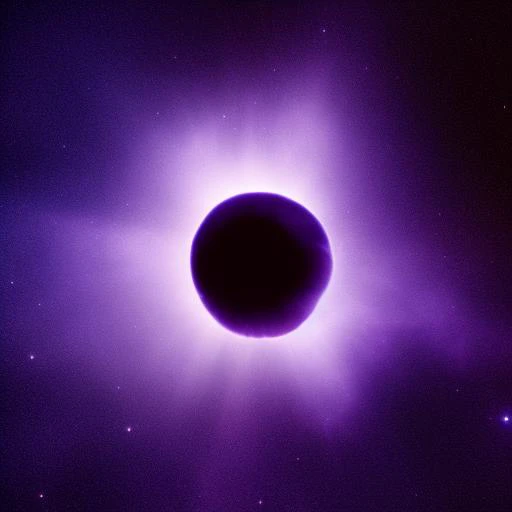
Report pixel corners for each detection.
[191,193,332,337]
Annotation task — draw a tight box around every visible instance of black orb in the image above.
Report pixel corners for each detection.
[191,193,332,337]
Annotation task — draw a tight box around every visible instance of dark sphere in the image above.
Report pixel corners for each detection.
[190,193,332,337]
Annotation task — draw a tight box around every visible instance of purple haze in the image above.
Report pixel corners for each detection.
[1,2,511,510]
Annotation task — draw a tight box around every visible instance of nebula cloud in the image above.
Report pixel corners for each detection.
[2,3,510,510]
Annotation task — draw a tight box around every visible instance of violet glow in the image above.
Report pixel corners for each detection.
[44,81,467,422]
[3,3,511,509]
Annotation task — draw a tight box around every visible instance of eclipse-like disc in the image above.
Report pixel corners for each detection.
[191,193,332,337]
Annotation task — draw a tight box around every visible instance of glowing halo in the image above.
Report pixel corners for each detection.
[48,81,465,422]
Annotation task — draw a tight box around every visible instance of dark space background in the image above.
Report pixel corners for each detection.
[1,2,511,511]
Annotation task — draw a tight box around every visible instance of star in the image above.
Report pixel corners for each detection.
[29,354,35,360]
[38,493,44,499]
[503,415,510,424]
[258,499,263,505]
[126,426,132,432]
